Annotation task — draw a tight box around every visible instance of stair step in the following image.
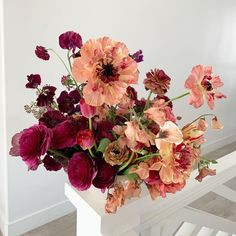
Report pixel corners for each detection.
[175,222,196,236]
[196,227,214,236]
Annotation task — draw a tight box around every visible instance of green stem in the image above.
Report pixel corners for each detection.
[167,92,190,104]
[48,149,68,158]
[189,113,215,125]
[89,118,93,130]
[143,91,152,113]
[118,152,135,172]
[88,148,95,158]
[67,50,72,70]
[47,48,79,89]
[136,153,160,162]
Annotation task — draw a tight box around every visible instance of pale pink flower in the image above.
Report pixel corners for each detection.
[211,116,224,129]
[185,65,226,109]
[144,99,176,126]
[125,121,155,148]
[195,167,216,182]
[156,121,183,145]
[72,37,138,106]
[130,162,150,179]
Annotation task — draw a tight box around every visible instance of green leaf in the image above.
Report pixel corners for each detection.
[123,165,138,181]
[97,138,111,153]
[107,106,116,122]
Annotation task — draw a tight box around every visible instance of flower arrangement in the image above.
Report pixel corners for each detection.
[9,31,226,213]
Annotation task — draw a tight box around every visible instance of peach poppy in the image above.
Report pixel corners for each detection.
[144,99,176,126]
[185,65,226,109]
[72,37,139,106]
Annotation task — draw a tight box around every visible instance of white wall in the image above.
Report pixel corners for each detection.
[1,0,236,235]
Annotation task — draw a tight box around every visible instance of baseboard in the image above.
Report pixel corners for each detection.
[202,130,236,155]
[6,199,75,236]
[0,211,7,236]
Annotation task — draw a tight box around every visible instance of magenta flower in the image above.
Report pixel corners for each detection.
[92,159,116,190]
[9,125,52,170]
[79,98,96,118]
[76,129,95,150]
[59,31,82,53]
[50,120,80,149]
[42,154,62,171]
[35,46,50,60]
[68,152,97,191]
[25,74,41,89]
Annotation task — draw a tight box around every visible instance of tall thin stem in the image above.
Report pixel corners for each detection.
[167,92,190,104]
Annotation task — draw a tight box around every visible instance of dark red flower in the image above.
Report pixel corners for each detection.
[50,120,80,149]
[93,159,116,190]
[76,129,95,150]
[144,69,171,95]
[130,50,143,63]
[42,154,62,171]
[39,110,67,128]
[57,90,81,114]
[59,31,82,53]
[9,125,52,170]
[35,46,50,60]
[36,85,56,107]
[94,121,115,141]
[79,98,96,118]
[68,152,97,191]
[126,86,138,101]
[25,74,41,89]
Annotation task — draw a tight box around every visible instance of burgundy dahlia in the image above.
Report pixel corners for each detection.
[57,90,81,114]
[68,152,97,191]
[42,154,62,171]
[59,31,82,53]
[25,74,41,89]
[50,120,80,149]
[35,46,50,60]
[9,125,52,170]
[92,159,116,190]
[39,110,67,128]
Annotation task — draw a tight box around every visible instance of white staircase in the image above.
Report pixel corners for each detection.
[65,151,236,236]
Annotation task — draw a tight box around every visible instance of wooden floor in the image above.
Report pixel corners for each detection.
[1,141,236,236]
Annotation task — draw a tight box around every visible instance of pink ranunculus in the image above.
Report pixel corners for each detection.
[185,65,226,110]
[92,159,116,190]
[76,129,95,150]
[79,98,96,118]
[50,120,80,149]
[68,152,97,191]
[10,125,52,170]
[72,37,138,106]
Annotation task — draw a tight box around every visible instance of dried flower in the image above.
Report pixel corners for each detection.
[195,167,216,182]
[35,46,50,60]
[144,69,171,95]
[103,141,129,166]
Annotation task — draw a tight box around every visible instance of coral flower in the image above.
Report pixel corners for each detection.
[72,37,139,106]
[185,65,226,109]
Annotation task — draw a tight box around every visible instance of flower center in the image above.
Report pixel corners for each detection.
[201,75,213,91]
[96,61,119,83]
